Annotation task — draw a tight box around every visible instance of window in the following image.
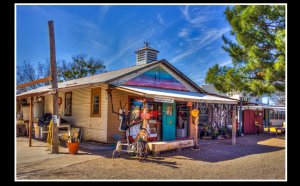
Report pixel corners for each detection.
[90,87,101,117]
[279,111,282,120]
[270,110,274,119]
[274,110,278,119]
[166,104,173,115]
[64,92,72,116]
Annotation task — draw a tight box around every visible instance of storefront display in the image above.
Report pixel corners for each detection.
[128,98,162,141]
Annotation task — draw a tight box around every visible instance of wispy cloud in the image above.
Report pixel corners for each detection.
[205,46,213,50]
[105,30,154,66]
[157,14,165,25]
[30,6,49,17]
[170,27,230,63]
[186,72,205,85]
[178,28,190,38]
[219,60,232,67]
[18,5,231,84]
[28,6,109,61]
[180,6,213,27]
[98,6,109,22]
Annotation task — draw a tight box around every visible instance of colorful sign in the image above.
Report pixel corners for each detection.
[141,113,151,120]
[187,102,193,106]
[154,97,174,103]
[123,66,188,91]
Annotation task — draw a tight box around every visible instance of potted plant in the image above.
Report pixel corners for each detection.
[63,130,80,154]
[203,124,208,136]
[222,126,231,139]
[211,129,219,139]
[211,131,216,139]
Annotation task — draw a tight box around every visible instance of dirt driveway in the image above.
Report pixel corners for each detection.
[16,134,285,180]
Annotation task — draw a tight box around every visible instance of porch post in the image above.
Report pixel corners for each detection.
[194,116,199,148]
[232,105,237,145]
[142,101,148,129]
[187,102,193,138]
[29,96,33,147]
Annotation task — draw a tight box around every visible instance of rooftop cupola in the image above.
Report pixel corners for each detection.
[135,42,159,65]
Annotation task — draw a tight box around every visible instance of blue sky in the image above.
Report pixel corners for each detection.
[16,5,234,85]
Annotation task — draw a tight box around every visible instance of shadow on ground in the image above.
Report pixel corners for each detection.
[87,134,285,164]
[20,134,284,167]
[160,134,285,163]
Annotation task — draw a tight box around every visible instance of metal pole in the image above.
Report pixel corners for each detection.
[239,97,243,136]
[48,20,59,153]
[232,105,237,145]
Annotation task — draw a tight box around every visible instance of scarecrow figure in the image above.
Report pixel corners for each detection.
[190,108,200,148]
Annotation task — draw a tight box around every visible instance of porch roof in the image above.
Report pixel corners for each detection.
[17,59,206,98]
[116,86,238,104]
[242,105,285,111]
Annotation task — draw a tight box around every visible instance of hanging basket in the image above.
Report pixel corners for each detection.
[67,141,80,155]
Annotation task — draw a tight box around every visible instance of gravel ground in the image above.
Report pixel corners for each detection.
[16,134,285,180]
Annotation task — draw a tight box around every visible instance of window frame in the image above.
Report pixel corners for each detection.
[90,87,101,117]
[64,92,72,116]
[270,110,274,119]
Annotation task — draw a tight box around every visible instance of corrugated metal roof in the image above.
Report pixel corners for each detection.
[17,61,161,97]
[117,86,238,104]
[201,85,229,97]
[17,59,207,97]
[242,105,285,110]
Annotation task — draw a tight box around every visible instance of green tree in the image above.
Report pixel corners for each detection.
[58,54,106,81]
[205,5,285,96]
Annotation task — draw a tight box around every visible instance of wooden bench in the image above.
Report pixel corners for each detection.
[264,127,285,135]
[147,139,194,155]
[275,127,285,136]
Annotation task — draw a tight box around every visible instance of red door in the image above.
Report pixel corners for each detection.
[243,109,264,134]
[243,109,252,134]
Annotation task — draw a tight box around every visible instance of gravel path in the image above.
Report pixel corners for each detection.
[16,134,285,180]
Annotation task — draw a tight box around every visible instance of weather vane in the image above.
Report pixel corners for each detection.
[144,41,150,47]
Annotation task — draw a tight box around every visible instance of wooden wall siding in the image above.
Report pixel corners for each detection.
[58,92,65,115]
[44,92,65,115]
[43,84,108,142]
[107,89,139,143]
[44,95,53,114]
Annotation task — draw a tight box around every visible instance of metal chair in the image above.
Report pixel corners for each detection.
[112,136,136,158]
[112,129,148,159]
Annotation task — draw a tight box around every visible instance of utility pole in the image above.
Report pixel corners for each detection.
[48,20,59,153]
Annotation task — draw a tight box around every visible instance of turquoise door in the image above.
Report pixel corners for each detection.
[162,102,176,141]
